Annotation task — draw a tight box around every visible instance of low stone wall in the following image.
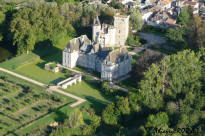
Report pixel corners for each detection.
[57,74,82,89]
[45,62,59,73]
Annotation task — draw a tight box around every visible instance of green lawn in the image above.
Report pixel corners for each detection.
[117,76,138,92]
[0,35,72,85]
[0,54,67,85]
[0,53,39,70]
[16,59,67,85]
[64,81,112,105]
[73,66,87,72]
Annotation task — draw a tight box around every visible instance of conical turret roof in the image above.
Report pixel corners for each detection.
[93,16,101,26]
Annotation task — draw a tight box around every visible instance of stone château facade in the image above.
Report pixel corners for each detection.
[63,14,131,81]
[63,35,131,81]
[92,14,130,47]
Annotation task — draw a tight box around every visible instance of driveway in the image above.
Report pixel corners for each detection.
[138,32,166,47]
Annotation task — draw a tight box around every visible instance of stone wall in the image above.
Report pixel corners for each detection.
[92,15,129,47]
[77,53,97,70]
[63,50,79,68]
[114,16,129,46]
[101,56,132,81]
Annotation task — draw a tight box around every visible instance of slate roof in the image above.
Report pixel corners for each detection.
[64,35,91,53]
[64,35,130,65]
[104,48,129,64]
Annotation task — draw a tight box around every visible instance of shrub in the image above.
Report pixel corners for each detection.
[126,34,141,47]
[67,108,84,128]
[50,63,57,70]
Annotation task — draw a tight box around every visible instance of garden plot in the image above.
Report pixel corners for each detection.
[0,72,74,136]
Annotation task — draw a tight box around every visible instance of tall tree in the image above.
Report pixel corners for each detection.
[177,7,192,26]
[102,103,120,125]
[187,16,205,49]
[139,50,203,109]
[129,8,143,31]
[10,5,76,54]
[0,11,5,42]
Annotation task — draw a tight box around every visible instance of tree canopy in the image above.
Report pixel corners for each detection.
[10,5,76,54]
[129,8,143,31]
[101,49,205,135]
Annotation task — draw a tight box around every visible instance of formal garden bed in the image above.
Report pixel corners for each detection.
[0,71,75,135]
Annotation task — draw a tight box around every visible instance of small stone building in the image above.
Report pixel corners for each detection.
[63,35,132,81]
[45,62,60,73]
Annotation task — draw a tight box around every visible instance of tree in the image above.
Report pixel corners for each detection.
[82,115,101,135]
[0,2,16,44]
[146,112,169,128]
[68,108,84,128]
[132,49,163,85]
[138,50,203,109]
[129,8,143,31]
[10,16,35,54]
[166,27,187,49]
[186,16,205,49]
[102,103,120,125]
[166,28,185,43]
[50,127,71,136]
[55,0,65,7]
[116,96,130,115]
[0,11,5,42]
[128,92,141,112]
[177,7,192,26]
[110,0,123,10]
[126,33,141,47]
[10,5,76,54]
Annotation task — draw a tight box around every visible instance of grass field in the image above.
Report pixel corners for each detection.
[64,81,112,105]
[0,71,75,136]
[16,59,67,84]
[0,36,72,85]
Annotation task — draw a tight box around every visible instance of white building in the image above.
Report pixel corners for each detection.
[63,35,132,81]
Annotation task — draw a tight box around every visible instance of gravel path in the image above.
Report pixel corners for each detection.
[0,67,86,107]
[138,32,166,47]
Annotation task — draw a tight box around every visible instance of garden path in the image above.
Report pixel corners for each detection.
[58,64,129,92]
[0,67,86,107]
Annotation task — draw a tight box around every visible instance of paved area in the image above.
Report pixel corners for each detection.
[129,47,145,55]
[138,32,166,48]
[0,67,86,107]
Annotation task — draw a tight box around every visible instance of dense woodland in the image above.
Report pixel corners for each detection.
[0,1,205,136]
